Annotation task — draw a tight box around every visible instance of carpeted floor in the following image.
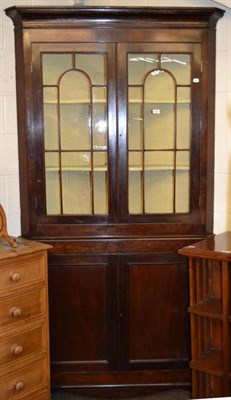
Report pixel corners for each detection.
[51,390,191,400]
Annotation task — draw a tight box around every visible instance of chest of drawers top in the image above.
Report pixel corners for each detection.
[0,238,51,260]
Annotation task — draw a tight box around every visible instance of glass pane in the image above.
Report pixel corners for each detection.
[93,152,107,171]
[43,88,59,150]
[45,153,61,215]
[75,54,106,85]
[176,171,190,212]
[128,53,158,85]
[175,170,190,213]
[144,71,175,150]
[129,87,142,103]
[62,171,91,214]
[45,151,60,171]
[177,87,191,149]
[175,151,190,213]
[93,88,107,150]
[46,171,61,215]
[160,54,191,85]
[62,152,91,214]
[93,87,106,103]
[144,103,175,149]
[129,171,142,214]
[62,152,91,171]
[144,152,174,213]
[145,151,174,170]
[43,86,57,104]
[60,71,91,150]
[128,87,143,150]
[145,170,173,213]
[60,70,90,103]
[144,70,175,103]
[94,172,108,214]
[42,54,72,85]
[176,151,190,170]
[60,103,90,150]
[129,152,143,171]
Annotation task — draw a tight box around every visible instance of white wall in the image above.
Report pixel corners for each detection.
[0,0,230,236]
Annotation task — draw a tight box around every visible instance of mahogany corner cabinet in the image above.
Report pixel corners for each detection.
[5,6,224,397]
[179,232,231,398]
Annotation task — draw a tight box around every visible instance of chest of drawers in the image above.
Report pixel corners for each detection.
[0,238,51,400]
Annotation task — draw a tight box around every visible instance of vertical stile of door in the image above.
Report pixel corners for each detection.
[141,85,145,214]
[90,83,94,214]
[173,68,177,213]
[57,83,63,215]
[221,259,230,394]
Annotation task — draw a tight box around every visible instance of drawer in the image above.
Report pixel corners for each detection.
[30,393,50,400]
[0,324,46,369]
[0,289,45,331]
[0,253,45,293]
[13,393,49,400]
[31,393,50,400]
[0,358,47,399]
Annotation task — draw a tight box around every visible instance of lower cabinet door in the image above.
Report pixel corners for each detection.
[119,253,190,371]
[48,254,119,373]
[48,250,190,392]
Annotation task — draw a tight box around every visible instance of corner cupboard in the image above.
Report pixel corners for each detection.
[5,6,224,397]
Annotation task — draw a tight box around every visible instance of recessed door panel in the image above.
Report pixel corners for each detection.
[48,255,118,371]
[120,254,189,369]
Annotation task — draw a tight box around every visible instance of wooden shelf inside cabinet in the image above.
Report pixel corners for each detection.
[46,165,190,172]
[128,99,191,104]
[179,232,231,398]
[44,99,106,105]
[190,350,223,377]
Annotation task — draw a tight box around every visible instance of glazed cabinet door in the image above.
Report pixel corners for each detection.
[29,42,117,230]
[25,36,203,236]
[117,42,202,226]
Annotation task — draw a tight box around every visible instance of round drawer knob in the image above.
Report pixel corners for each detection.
[14,381,24,391]
[11,344,23,355]
[10,307,22,318]
[9,272,21,282]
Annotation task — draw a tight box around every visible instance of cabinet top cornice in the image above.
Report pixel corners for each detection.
[5,6,224,29]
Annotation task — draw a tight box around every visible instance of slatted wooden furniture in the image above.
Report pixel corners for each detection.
[0,204,51,399]
[179,232,231,398]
